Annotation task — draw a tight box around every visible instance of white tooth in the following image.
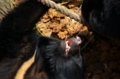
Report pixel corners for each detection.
[65,41,71,53]
[67,46,70,49]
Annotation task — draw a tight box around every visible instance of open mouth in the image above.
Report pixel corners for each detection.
[65,36,81,54]
[65,40,72,53]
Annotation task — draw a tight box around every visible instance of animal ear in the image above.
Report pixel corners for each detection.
[38,36,53,46]
[38,36,60,46]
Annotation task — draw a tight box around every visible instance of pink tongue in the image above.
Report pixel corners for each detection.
[67,40,72,46]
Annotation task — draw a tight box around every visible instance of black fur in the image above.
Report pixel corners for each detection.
[0,0,49,78]
[24,36,84,79]
[81,0,120,39]
[0,0,84,79]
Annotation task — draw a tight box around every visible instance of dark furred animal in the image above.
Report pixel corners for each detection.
[24,36,84,79]
[81,0,120,39]
[0,0,84,79]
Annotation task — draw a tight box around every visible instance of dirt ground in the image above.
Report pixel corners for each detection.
[81,35,120,79]
[37,1,120,79]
